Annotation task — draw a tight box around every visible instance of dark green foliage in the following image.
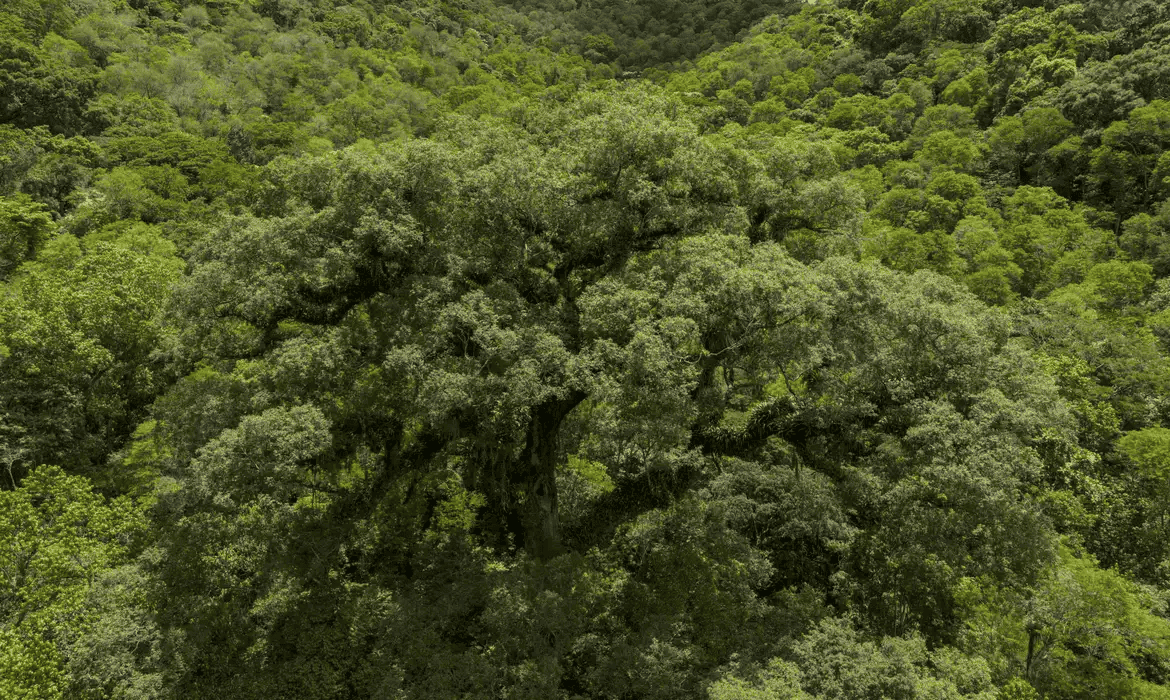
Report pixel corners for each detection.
[0,230,182,487]
[500,0,808,69]
[0,195,53,281]
[1,0,1170,696]
[0,13,98,136]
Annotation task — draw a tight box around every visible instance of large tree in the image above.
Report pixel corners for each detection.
[162,85,743,561]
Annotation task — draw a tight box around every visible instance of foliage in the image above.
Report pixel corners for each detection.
[0,228,182,487]
[2,0,1170,696]
[0,466,147,699]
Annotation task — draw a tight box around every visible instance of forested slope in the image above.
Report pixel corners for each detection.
[4,0,1170,698]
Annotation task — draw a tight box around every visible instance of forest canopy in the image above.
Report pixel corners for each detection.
[4,0,1170,698]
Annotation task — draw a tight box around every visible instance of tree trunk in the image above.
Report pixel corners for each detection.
[1025,628,1038,679]
[517,391,586,560]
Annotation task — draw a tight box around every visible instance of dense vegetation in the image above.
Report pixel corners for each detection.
[4,0,1170,697]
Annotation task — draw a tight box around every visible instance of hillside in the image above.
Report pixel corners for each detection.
[4,0,1170,698]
